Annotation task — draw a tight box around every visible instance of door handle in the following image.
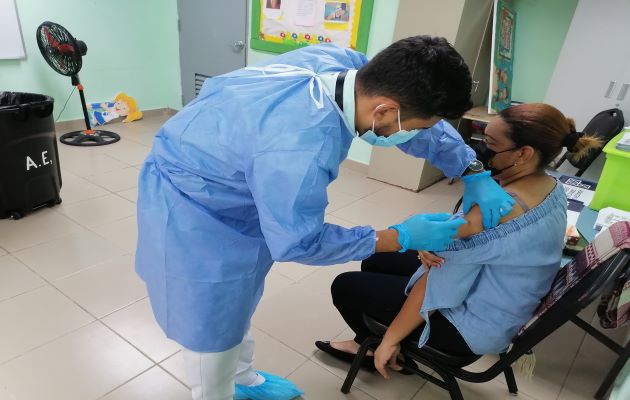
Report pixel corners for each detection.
[233,40,245,51]
[604,80,617,98]
[616,83,629,101]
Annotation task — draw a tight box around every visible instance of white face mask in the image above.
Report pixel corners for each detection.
[359,105,420,147]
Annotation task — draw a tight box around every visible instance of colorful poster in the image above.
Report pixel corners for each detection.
[489,0,516,113]
[251,0,373,54]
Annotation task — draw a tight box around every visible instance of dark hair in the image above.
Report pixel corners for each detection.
[356,35,473,120]
[499,103,603,167]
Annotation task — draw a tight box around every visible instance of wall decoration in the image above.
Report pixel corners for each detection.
[489,0,516,113]
[251,0,374,54]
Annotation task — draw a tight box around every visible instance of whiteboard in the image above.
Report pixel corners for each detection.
[0,0,26,59]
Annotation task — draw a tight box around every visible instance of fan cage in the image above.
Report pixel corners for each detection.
[37,23,82,76]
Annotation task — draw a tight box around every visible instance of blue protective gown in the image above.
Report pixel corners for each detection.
[135,44,475,352]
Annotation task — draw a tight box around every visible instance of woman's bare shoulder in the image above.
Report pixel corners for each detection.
[456,175,556,239]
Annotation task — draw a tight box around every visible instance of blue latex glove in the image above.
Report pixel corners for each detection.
[391,213,466,252]
[234,371,304,400]
[462,171,515,229]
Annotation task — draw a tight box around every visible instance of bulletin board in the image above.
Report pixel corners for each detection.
[251,0,374,54]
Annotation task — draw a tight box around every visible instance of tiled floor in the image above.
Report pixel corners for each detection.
[0,112,626,400]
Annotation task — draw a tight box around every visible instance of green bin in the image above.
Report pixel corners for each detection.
[590,129,630,211]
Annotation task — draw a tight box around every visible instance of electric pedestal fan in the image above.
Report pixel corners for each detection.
[36,21,120,146]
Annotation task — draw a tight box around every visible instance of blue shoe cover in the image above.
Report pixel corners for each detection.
[234,371,304,400]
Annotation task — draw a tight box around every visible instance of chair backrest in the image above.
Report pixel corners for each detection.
[508,222,630,360]
[567,108,624,171]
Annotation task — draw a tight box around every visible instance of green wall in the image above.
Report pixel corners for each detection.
[247,0,400,165]
[0,0,181,122]
[511,0,578,103]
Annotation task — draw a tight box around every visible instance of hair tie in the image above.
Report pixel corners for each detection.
[563,131,582,152]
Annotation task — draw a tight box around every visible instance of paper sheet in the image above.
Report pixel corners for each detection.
[295,0,316,26]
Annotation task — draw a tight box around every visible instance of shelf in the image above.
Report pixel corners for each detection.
[462,105,496,123]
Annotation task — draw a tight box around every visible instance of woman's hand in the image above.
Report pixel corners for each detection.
[418,251,445,268]
[374,340,402,379]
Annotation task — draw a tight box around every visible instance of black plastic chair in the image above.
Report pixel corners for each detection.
[341,249,630,400]
[553,108,624,176]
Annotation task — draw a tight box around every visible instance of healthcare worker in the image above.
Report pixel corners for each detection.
[136,35,514,400]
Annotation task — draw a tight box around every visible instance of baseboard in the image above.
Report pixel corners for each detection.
[54,107,177,131]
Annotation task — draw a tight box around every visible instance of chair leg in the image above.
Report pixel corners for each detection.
[433,368,464,400]
[341,338,379,394]
[503,367,519,395]
[500,353,518,395]
[594,341,630,400]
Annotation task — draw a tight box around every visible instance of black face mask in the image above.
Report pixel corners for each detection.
[470,140,496,167]
[470,140,518,176]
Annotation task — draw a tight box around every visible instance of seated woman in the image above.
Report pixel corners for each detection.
[315,103,601,378]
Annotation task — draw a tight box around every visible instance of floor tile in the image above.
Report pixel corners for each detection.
[125,129,162,147]
[0,247,5,256]
[0,285,93,364]
[91,216,138,253]
[61,153,129,178]
[0,322,152,400]
[411,375,536,400]
[54,255,146,318]
[0,384,16,400]
[108,324,308,388]
[13,229,126,281]
[57,194,136,228]
[272,261,321,283]
[57,144,105,162]
[262,270,295,300]
[117,187,139,203]
[86,167,139,192]
[312,350,427,400]
[100,366,190,400]
[59,173,110,205]
[160,352,187,386]
[100,140,151,166]
[328,172,388,198]
[327,189,361,213]
[250,327,309,378]
[0,208,82,252]
[362,185,447,216]
[469,321,587,400]
[558,314,629,400]
[297,261,361,296]
[0,255,45,301]
[102,298,180,363]
[252,284,348,357]
[331,199,412,229]
[288,360,376,400]
[325,214,357,228]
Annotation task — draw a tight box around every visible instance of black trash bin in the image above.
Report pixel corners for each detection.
[0,92,62,219]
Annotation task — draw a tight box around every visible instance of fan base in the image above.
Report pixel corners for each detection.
[60,129,120,146]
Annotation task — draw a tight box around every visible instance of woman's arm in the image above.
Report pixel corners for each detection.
[456,202,524,238]
[374,272,428,378]
[382,272,428,344]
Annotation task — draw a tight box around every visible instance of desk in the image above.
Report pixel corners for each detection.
[567,206,629,399]
[462,105,496,123]
[577,207,599,242]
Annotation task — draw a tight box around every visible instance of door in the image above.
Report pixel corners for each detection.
[178,0,247,105]
[544,0,630,130]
